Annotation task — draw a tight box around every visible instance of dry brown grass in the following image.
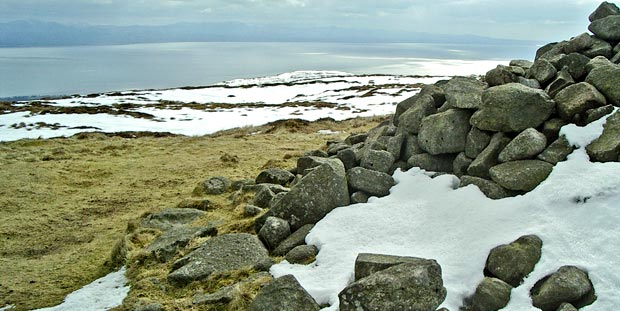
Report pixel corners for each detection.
[0,116,386,311]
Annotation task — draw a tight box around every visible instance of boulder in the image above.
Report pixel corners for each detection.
[354,253,438,281]
[140,208,205,231]
[509,59,533,69]
[538,136,575,164]
[347,166,395,197]
[168,233,270,287]
[386,134,405,159]
[441,77,486,109]
[336,148,358,171]
[589,1,620,21]
[468,133,510,179]
[304,149,328,158]
[418,109,472,155]
[459,175,512,200]
[243,204,263,217]
[351,191,370,204]
[285,245,318,264]
[418,84,447,107]
[583,37,613,59]
[545,67,575,98]
[555,82,607,122]
[256,158,349,231]
[249,275,321,311]
[197,176,231,195]
[465,127,492,159]
[361,149,395,173]
[344,133,367,145]
[327,142,350,156]
[517,77,541,89]
[585,64,620,106]
[297,156,334,175]
[471,83,554,132]
[258,216,291,250]
[253,184,280,208]
[585,55,614,73]
[255,168,295,186]
[489,160,553,192]
[527,59,557,85]
[470,277,512,311]
[485,65,519,86]
[272,224,314,256]
[403,135,425,159]
[484,235,543,287]
[146,225,217,262]
[408,153,457,173]
[554,53,591,80]
[585,104,615,124]
[556,303,578,311]
[531,266,596,311]
[498,128,547,162]
[397,95,437,132]
[453,152,473,177]
[535,42,559,60]
[564,33,594,54]
[339,261,446,311]
[586,110,620,161]
[588,15,620,41]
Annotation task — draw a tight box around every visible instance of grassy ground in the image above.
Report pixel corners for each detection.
[0,116,385,311]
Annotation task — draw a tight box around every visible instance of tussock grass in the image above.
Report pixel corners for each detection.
[0,116,386,310]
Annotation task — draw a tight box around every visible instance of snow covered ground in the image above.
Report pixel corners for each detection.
[0,71,455,141]
[271,110,620,310]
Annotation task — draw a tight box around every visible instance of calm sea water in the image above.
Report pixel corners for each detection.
[0,42,538,99]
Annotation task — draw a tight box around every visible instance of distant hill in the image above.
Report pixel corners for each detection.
[0,20,541,47]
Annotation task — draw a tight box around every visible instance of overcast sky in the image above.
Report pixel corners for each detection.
[0,0,609,41]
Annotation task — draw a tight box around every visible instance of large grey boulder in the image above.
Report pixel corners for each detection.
[354,253,438,281]
[459,176,512,200]
[408,153,457,173]
[403,135,425,159]
[465,127,492,159]
[256,158,349,231]
[589,1,620,21]
[586,110,620,161]
[361,149,395,173]
[555,82,607,122]
[253,184,289,208]
[418,109,472,155]
[441,77,486,109]
[468,133,510,179]
[249,275,321,311]
[256,168,295,186]
[470,277,512,311]
[527,59,557,85]
[347,166,395,197]
[583,37,614,59]
[498,128,547,162]
[485,65,519,86]
[554,53,591,80]
[146,225,217,262]
[585,55,614,73]
[258,216,291,250]
[141,208,205,231]
[589,15,620,41]
[168,233,271,287]
[418,84,447,107]
[489,160,553,192]
[339,261,446,311]
[471,83,554,132]
[564,33,594,54]
[531,266,596,311]
[485,235,543,287]
[538,136,575,164]
[585,64,620,106]
[397,95,437,133]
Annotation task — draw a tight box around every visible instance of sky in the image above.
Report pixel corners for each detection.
[0,0,610,41]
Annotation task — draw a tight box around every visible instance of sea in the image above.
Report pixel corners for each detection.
[0,41,539,99]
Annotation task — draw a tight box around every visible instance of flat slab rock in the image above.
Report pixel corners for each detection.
[489,160,553,192]
[140,208,205,231]
[167,233,271,287]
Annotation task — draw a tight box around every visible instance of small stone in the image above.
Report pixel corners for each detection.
[272,224,314,257]
[542,118,569,143]
[344,133,367,145]
[255,168,295,186]
[258,216,291,250]
[556,303,578,311]
[459,175,512,200]
[347,167,395,197]
[485,235,543,287]
[537,136,575,165]
[545,67,574,98]
[249,275,321,311]
[140,208,205,231]
[453,152,473,177]
[498,128,547,162]
[243,205,263,217]
[517,77,541,89]
[198,176,231,195]
[585,104,615,124]
[509,59,533,69]
[336,148,358,171]
[285,245,318,264]
[351,191,369,204]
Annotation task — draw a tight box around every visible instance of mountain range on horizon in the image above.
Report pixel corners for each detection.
[0,20,542,48]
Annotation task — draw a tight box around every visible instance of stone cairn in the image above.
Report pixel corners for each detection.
[127,3,619,311]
